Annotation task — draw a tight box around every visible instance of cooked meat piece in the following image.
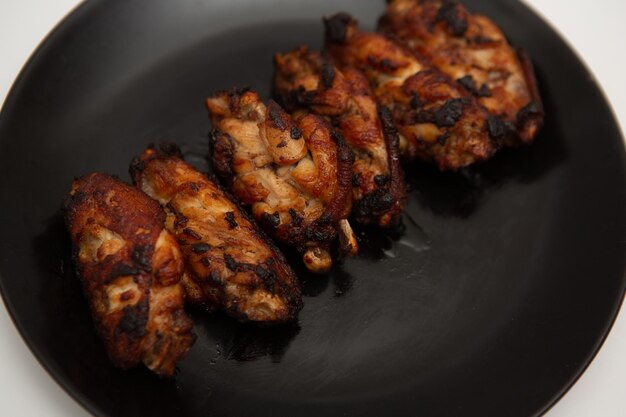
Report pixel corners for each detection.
[379,0,543,144]
[130,144,302,322]
[324,12,498,171]
[206,89,357,273]
[274,46,406,227]
[64,173,194,376]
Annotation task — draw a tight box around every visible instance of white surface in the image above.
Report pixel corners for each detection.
[0,0,624,416]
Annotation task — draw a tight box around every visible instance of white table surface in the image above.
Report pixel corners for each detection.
[1,1,624,416]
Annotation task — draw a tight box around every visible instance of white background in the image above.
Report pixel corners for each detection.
[0,1,624,415]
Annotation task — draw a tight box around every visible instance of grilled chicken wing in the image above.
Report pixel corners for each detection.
[130,144,302,322]
[324,13,498,171]
[380,0,543,144]
[64,173,194,376]
[274,46,406,227]
[206,89,357,273]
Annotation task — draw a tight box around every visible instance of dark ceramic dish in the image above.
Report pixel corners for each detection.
[0,0,625,416]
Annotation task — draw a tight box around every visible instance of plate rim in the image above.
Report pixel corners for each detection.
[0,1,625,416]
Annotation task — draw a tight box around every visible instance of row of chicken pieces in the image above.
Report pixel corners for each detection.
[64,0,543,376]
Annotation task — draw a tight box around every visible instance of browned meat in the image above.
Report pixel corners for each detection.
[64,173,194,376]
[206,89,357,273]
[130,144,302,322]
[324,13,498,171]
[380,0,543,144]
[274,46,406,227]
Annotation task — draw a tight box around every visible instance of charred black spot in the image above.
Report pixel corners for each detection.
[167,203,188,228]
[183,228,202,240]
[224,254,238,271]
[433,98,467,127]
[410,94,421,109]
[437,132,450,145]
[104,263,140,284]
[261,212,281,229]
[477,84,491,97]
[352,173,362,187]
[374,175,390,186]
[131,245,152,270]
[158,142,183,158]
[209,270,222,284]
[255,265,277,292]
[289,86,316,108]
[436,0,468,37]
[321,60,336,89]
[324,13,353,44]
[290,126,302,140]
[368,56,398,72]
[457,75,491,97]
[225,211,238,229]
[191,243,211,254]
[517,101,542,126]
[189,182,199,192]
[201,258,210,267]
[268,101,288,131]
[174,213,189,228]
[354,189,395,219]
[486,115,508,140]
[255,265,270,280]
[288,208,303,226]
[379,58,398,71]
[457,75,477,92]
[277,140,287,148]
[306,214,336,243]
[116,301,148,341]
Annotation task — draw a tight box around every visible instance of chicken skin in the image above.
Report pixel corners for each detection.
[380,0,543,144]
[206,89,357,273]
[274,46,406,227]
[325,13,498,171]
[130,144,302,323]
[64,173,194,376]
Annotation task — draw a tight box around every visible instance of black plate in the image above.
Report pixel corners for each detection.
[1,0,625,416]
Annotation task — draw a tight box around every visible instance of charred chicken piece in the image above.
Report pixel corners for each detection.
[325,13,497,171]
[206,89,357,273]
[274,46,405,227]
[64,173,194,376]
[130,144,302,323]
[380,0,543,144]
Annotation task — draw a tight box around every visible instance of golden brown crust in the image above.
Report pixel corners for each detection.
[63,173,194,376]
[325,13,497,171]
[206,89,357,273]
[273,46,406,227]
[380,0,544,144]
[130,144,302,322]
